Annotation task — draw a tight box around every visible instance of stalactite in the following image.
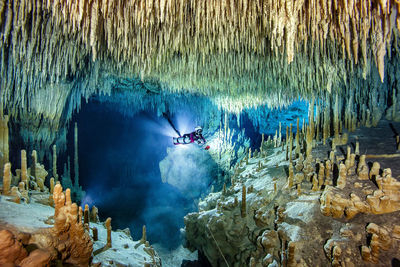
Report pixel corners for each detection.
[1,0,398,134]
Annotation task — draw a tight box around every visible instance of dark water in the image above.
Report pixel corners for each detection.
[70,100,196,249]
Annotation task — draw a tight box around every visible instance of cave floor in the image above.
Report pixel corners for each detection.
[313,119,400,178]
[184,119,400,266]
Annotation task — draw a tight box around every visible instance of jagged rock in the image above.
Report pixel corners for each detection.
[361,223,392,264]
[26,184,93,266]
[33,164,48,192]
[18,249,51,267]
[258,230,280,259]
[294,173,305,184]
[0,230,28,265]
[10,186,21,204]
[320,165,400,219]
[295,154,304,172]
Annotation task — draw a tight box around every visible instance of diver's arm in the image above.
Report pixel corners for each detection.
[196,134,206,145]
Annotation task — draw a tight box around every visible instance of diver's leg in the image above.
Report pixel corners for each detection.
[184,136,191,144]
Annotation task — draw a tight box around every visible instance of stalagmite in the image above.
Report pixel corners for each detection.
[53,184,65,218]
[287,242,297,267]
[332,245,342,266]
[53,145,59,181]
[92,227,98,241]
[306,126,313,157]
[288,132,293,163]
[287,163,294,189]
[337,163,347,189]
[0,115,9,174]
[260,134,264,154]
[50,178,55,194]
[141,225,147,243]
[312,174,318,191]
[51,183,93,265]
[106,218,112,248]
[20,150,28,190]
[369,162,380,179]
[325,160,332,185]
[65,189,72,206]
[18,182,29,203]
[241,185,246,218]
[31,150,38,178]
[318,163,325,188]
[2,162,11,195]
[84,204,89,226]
[295,118,300,156]
[361,223,391,263]
[329,151,335,163]
[91,206,99,222]
[78,207,83,225]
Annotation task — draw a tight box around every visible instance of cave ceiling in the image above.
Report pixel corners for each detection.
[0,0,399,127]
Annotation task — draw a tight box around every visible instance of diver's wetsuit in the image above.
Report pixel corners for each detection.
[173,131,206,145]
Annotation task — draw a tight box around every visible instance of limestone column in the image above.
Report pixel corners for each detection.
[31,150,38,178]
[53,145,59,182]
[21,150,28,190]
[2,163,11,195]
[0,115,9,175]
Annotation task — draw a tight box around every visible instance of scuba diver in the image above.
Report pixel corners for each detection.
[173,126,210,150]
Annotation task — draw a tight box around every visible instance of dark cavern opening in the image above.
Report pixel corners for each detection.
[2,1,400,267]
[72,99,214,249]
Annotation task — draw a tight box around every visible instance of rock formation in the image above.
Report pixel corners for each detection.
[185,114,400,266]
[2,162,11,195]
[0,230,28,265]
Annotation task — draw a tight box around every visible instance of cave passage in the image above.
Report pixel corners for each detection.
[71,99,201,249]
[62,97,310,251]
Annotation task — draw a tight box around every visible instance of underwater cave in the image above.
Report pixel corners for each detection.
[1,1,400,266]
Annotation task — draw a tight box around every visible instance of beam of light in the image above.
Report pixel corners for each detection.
[174,113,195,137]
[136,111,197,141]
[138,115,178,138]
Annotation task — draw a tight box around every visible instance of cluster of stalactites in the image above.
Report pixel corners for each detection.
[0,0,399,114]
[36,0,399,71]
